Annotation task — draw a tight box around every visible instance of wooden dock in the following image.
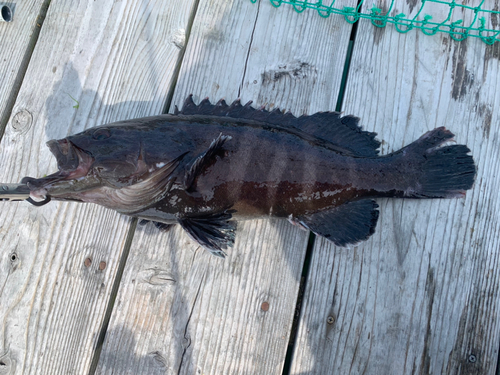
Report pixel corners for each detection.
[0,0,498,374]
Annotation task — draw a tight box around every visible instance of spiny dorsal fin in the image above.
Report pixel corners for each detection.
[175,95,380,157]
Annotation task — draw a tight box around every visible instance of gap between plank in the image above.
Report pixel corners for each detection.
[88,1,202,373]
[496,342,500,374]
[0,0,52,140]
[163,0,201,114]
[87,218,138,375]
[281,4,362,373]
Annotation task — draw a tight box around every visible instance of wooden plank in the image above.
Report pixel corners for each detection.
[0,1,48,134]
[291,2,500,374]
[95,0,354,373]
[0,1,196,373]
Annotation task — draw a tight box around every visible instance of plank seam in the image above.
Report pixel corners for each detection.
[281,234,315,375]
[87,1,204,372]
[238,0,260,98]
[0,0,52,140]
[87,218,138,375]
[282,1,363,373]
[163,0,202,114]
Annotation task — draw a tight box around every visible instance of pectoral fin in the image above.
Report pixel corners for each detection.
[178,210,236,258]
[297,200,379,247]
[184,133,232,191]
[94,153,186,215]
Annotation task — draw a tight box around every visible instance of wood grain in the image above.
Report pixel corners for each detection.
[97,220,308,374]
[291,1,500,374]
[96,0,354,373]
[0,1,196,374]
[0,0,48,134]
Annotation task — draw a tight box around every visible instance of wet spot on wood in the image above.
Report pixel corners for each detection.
[451,42,473,100]
[258,61,317,109]
[407,0,418,13]
[477,103,492,139]
[373,3,388,46]
[484,4,500,62]
[484,43,500,62]
[446,296,484,373]
[261,61,314,84]
[420,266,435,374]
[491,3,499,28]
[373,25,386,46]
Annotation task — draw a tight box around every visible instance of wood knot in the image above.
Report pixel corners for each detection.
[11,109,33,134]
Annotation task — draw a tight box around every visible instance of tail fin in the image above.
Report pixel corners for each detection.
[402,127,476,198]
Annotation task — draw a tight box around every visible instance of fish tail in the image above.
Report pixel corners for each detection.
[401,127,476,198]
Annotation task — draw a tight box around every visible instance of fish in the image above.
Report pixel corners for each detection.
[20,96,476,257]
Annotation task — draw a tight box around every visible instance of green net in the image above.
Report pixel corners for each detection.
[250,0,500,44]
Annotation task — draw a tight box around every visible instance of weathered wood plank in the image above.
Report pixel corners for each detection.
[97,220,308,374]
[291,2,500,374]
[0,1,196,373]
[0,1,48,134]
[96,0,354,373]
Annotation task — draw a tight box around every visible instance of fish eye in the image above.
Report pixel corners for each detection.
[92,128,111,140]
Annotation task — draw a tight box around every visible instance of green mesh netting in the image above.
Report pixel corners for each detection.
[250,0,500,44]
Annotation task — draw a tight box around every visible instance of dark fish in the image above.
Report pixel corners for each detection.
[22,96,476,257]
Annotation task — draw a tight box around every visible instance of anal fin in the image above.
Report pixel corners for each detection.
[178,210,236,258]
[297,200,379,247]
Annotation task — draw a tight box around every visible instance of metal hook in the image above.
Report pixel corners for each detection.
[26,196,52,207]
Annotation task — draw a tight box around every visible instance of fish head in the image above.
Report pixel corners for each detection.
[25,125,156,201]
[58,125,150,185]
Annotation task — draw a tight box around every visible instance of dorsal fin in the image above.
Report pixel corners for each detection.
[174,95,380,157]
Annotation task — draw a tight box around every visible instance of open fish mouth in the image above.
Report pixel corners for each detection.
[23,138,95,199]
[47,138,80,172]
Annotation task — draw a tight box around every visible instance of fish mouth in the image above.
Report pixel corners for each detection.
[47,138,80,173]
[24,138,95,199]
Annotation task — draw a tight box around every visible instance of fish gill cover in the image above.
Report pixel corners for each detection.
[250,0,500,44]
